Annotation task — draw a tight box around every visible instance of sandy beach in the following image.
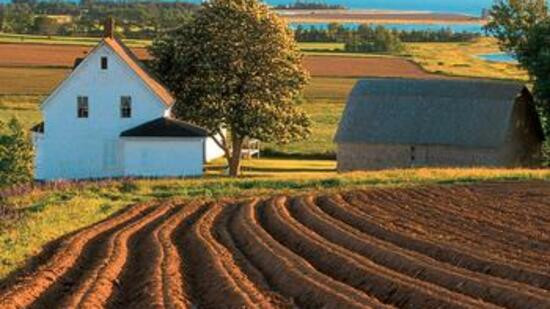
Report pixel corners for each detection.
[277,9,486,25]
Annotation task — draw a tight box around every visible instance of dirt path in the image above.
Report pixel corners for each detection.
[0,181,549,308]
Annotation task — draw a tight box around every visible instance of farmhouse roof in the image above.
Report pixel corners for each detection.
[120,117,208,138]
[102,37,175,107]
[334,78,544,148]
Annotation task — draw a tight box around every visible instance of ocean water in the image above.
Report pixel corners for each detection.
[0,0,494,16]
[478,52,518,63]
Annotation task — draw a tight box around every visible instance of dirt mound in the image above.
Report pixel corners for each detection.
[1,181,549,308]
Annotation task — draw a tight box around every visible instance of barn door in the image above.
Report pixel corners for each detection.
[410,146,427,167]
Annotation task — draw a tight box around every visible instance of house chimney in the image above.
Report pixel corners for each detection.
[104,17,115,38]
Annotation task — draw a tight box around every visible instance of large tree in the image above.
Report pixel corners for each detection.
[484,0,550,135]
[149,0,310,176]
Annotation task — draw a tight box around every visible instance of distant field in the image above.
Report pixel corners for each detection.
[0,43,433,79]
[0,36,527,157]
[0,68,68,95]
[0,33,150,47]
[305,55,437,78]
[404,37,528,80]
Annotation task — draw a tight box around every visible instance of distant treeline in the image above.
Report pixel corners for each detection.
[0,0,197,38]
[294,23,481,43]
[275,1,346,10]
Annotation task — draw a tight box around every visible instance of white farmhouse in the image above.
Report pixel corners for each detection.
[31,19,224,180]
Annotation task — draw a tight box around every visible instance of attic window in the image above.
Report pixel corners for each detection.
[101,57,108,70]
[120,96,132,118]
[77,96,89,118]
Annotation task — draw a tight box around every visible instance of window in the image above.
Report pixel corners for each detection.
[77,96,89,118]
[101,57,108,70]
[120,96,132,118]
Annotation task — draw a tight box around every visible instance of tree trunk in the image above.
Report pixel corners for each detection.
[228,136,244,177]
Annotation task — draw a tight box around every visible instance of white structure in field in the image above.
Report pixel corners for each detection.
[31,19,224,180]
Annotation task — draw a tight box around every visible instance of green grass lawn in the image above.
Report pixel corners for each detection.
[0,95,42,127]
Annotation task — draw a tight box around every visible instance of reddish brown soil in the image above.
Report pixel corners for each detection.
[304,55,440,78]
[1,181,549,308]
[0,43,438,78]
[0,43,148,68]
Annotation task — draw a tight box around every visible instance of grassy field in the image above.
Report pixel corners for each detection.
[404,37,528,80]
[1,168,549,279]
[0,32,151,47]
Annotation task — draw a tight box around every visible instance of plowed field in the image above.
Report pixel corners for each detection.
[0,43,437,78]
[1,181,549,308]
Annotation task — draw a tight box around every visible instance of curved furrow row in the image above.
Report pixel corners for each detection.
[410,184,550,225]
[0,202,156,309]
[411,186,550,240]
[229,200,382,308]
[459,183,550,219]
[410,186,550,226]
[106,202,204,308]
[353,189,548,257]
[348,190,549,268]
[261,196,495,308]
[317,195,550,291]
[292,195,550,308]
[56,202,174,308]
[395,188,550,246]
[211,203,294,308]
[177,202,263,308]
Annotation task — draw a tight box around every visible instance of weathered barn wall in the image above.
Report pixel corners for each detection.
[336,143,510,171]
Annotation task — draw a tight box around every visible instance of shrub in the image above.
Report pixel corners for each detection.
[0,117,34,189]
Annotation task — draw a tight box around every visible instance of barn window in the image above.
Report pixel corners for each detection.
[101,57,108,70]
[120,96,132,118]
[77,96,89,118]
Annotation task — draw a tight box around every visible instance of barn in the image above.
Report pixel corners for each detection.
[334,79,545,171]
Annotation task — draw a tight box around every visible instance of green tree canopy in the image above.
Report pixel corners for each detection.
[0,118,34,188]
[484,0,550,136]
[149,0,310,176]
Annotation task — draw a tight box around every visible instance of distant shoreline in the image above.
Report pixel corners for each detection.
[277,9,486,25]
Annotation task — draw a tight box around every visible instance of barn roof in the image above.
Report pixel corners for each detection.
[334,78,540,148]
[120,117,208,138]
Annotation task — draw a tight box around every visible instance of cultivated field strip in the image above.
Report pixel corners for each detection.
[0,182,549,308]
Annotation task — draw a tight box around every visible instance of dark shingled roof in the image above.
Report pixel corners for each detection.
[31,122,44,133]
[121,117,208,138]
[334,78,540,148]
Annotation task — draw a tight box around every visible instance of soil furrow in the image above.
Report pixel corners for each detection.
[261,196,494,309]
[212,203,294,308]
[229,199,382,308]
[0,202,156,309]
[58,202,174,308]
[177,203,257,308]
[292,195,550,308]
[351,189,549,265]
[317,194,550,290]
[348,191,550,272]
[106,201,201,308]
[354,188,550,262]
